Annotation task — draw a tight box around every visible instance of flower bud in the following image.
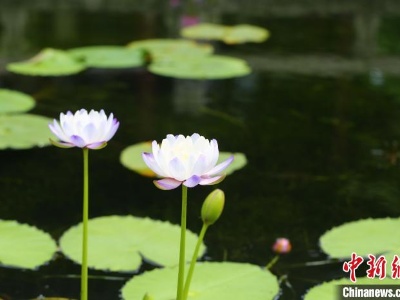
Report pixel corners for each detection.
[201,189,225,226]
[272,238,292,254]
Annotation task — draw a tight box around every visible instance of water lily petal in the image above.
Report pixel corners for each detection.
[105,119,120,140]
[199,174,226,186]
[184,175,201,187]
[169,157,186,181]
[83,123,96,143]
[192,154,207,175]
[204,155,234,176]
[70,135,86,148]
[49,120,69,141]
[154,178,182,190]
[87,141,107,150]
[49,138,74,148]
[142,152,165,176]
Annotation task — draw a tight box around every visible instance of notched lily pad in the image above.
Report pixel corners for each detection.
[181,23,269,44]
[127,39,213,61]
[120,141,247,177]
[320,218,400,259]
[0,220,57,269]
[7,48,85,76]
[68,46,146,69]
[149,55,251,79]
[0,114,54,149]
[121,262,279,300]
[0,89,36,114]
[59,215,206,272]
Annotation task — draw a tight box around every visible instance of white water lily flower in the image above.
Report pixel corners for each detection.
[142,133,234,190]
[49,109,119,149]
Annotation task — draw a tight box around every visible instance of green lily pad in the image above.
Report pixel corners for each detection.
[223,24,270,44]
[120,141,247,177]
[149,55,251,79]
[0,89,35,114]
[59,215,206,272]
[304,277,399,300]
[120,141,156,177]
[68,46,146,69]
[320,218,400,259]
[121,262,279,300]
[181,23,269,44]
[127,39,213,61]
[7,48,85,76]
[0,114,53,149]
[181,23,230,41]
[0,220,57,269]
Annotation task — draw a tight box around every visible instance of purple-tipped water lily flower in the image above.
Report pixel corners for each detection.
[142,133,234,190]
[49,109,119,149]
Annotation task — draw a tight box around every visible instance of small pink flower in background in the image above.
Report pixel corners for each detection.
[142,133,233,190]
[49,109,119,149]
[272,238,292,254]
[180,15,200,28]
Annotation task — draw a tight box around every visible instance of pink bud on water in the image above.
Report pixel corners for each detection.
[272,238,292,254]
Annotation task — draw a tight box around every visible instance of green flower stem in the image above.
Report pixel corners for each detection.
[266,255,280,270]
[183,223,209,300]
[81,148,89,300]
[176,185,188,300]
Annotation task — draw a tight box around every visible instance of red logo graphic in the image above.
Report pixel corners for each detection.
[343,253,400,282]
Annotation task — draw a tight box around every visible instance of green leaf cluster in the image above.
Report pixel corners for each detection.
[7,38,251,79]
[0,215,279,299]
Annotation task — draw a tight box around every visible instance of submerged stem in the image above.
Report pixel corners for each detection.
[176,185,188,300]
[81,148,89,300]
[183,223,208,300]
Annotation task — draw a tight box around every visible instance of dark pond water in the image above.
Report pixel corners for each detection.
[2,0,400,299]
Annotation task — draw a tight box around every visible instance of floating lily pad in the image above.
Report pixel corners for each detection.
[7,48,85,76]
[320,218,400,259]
[181,23,269,44]
[304,277,398,300]
[181,23,229,40]
[68,46,146,69]
[127,39,213,61]
[149,55,251,79]
[121,262,279,300]
[0,114,53,149]
[120,142,156,177]
[0,89,35,114]
[59,215,206,272]
[120,141,247,177]
[0,220,57,269]
[223,24,270,44]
